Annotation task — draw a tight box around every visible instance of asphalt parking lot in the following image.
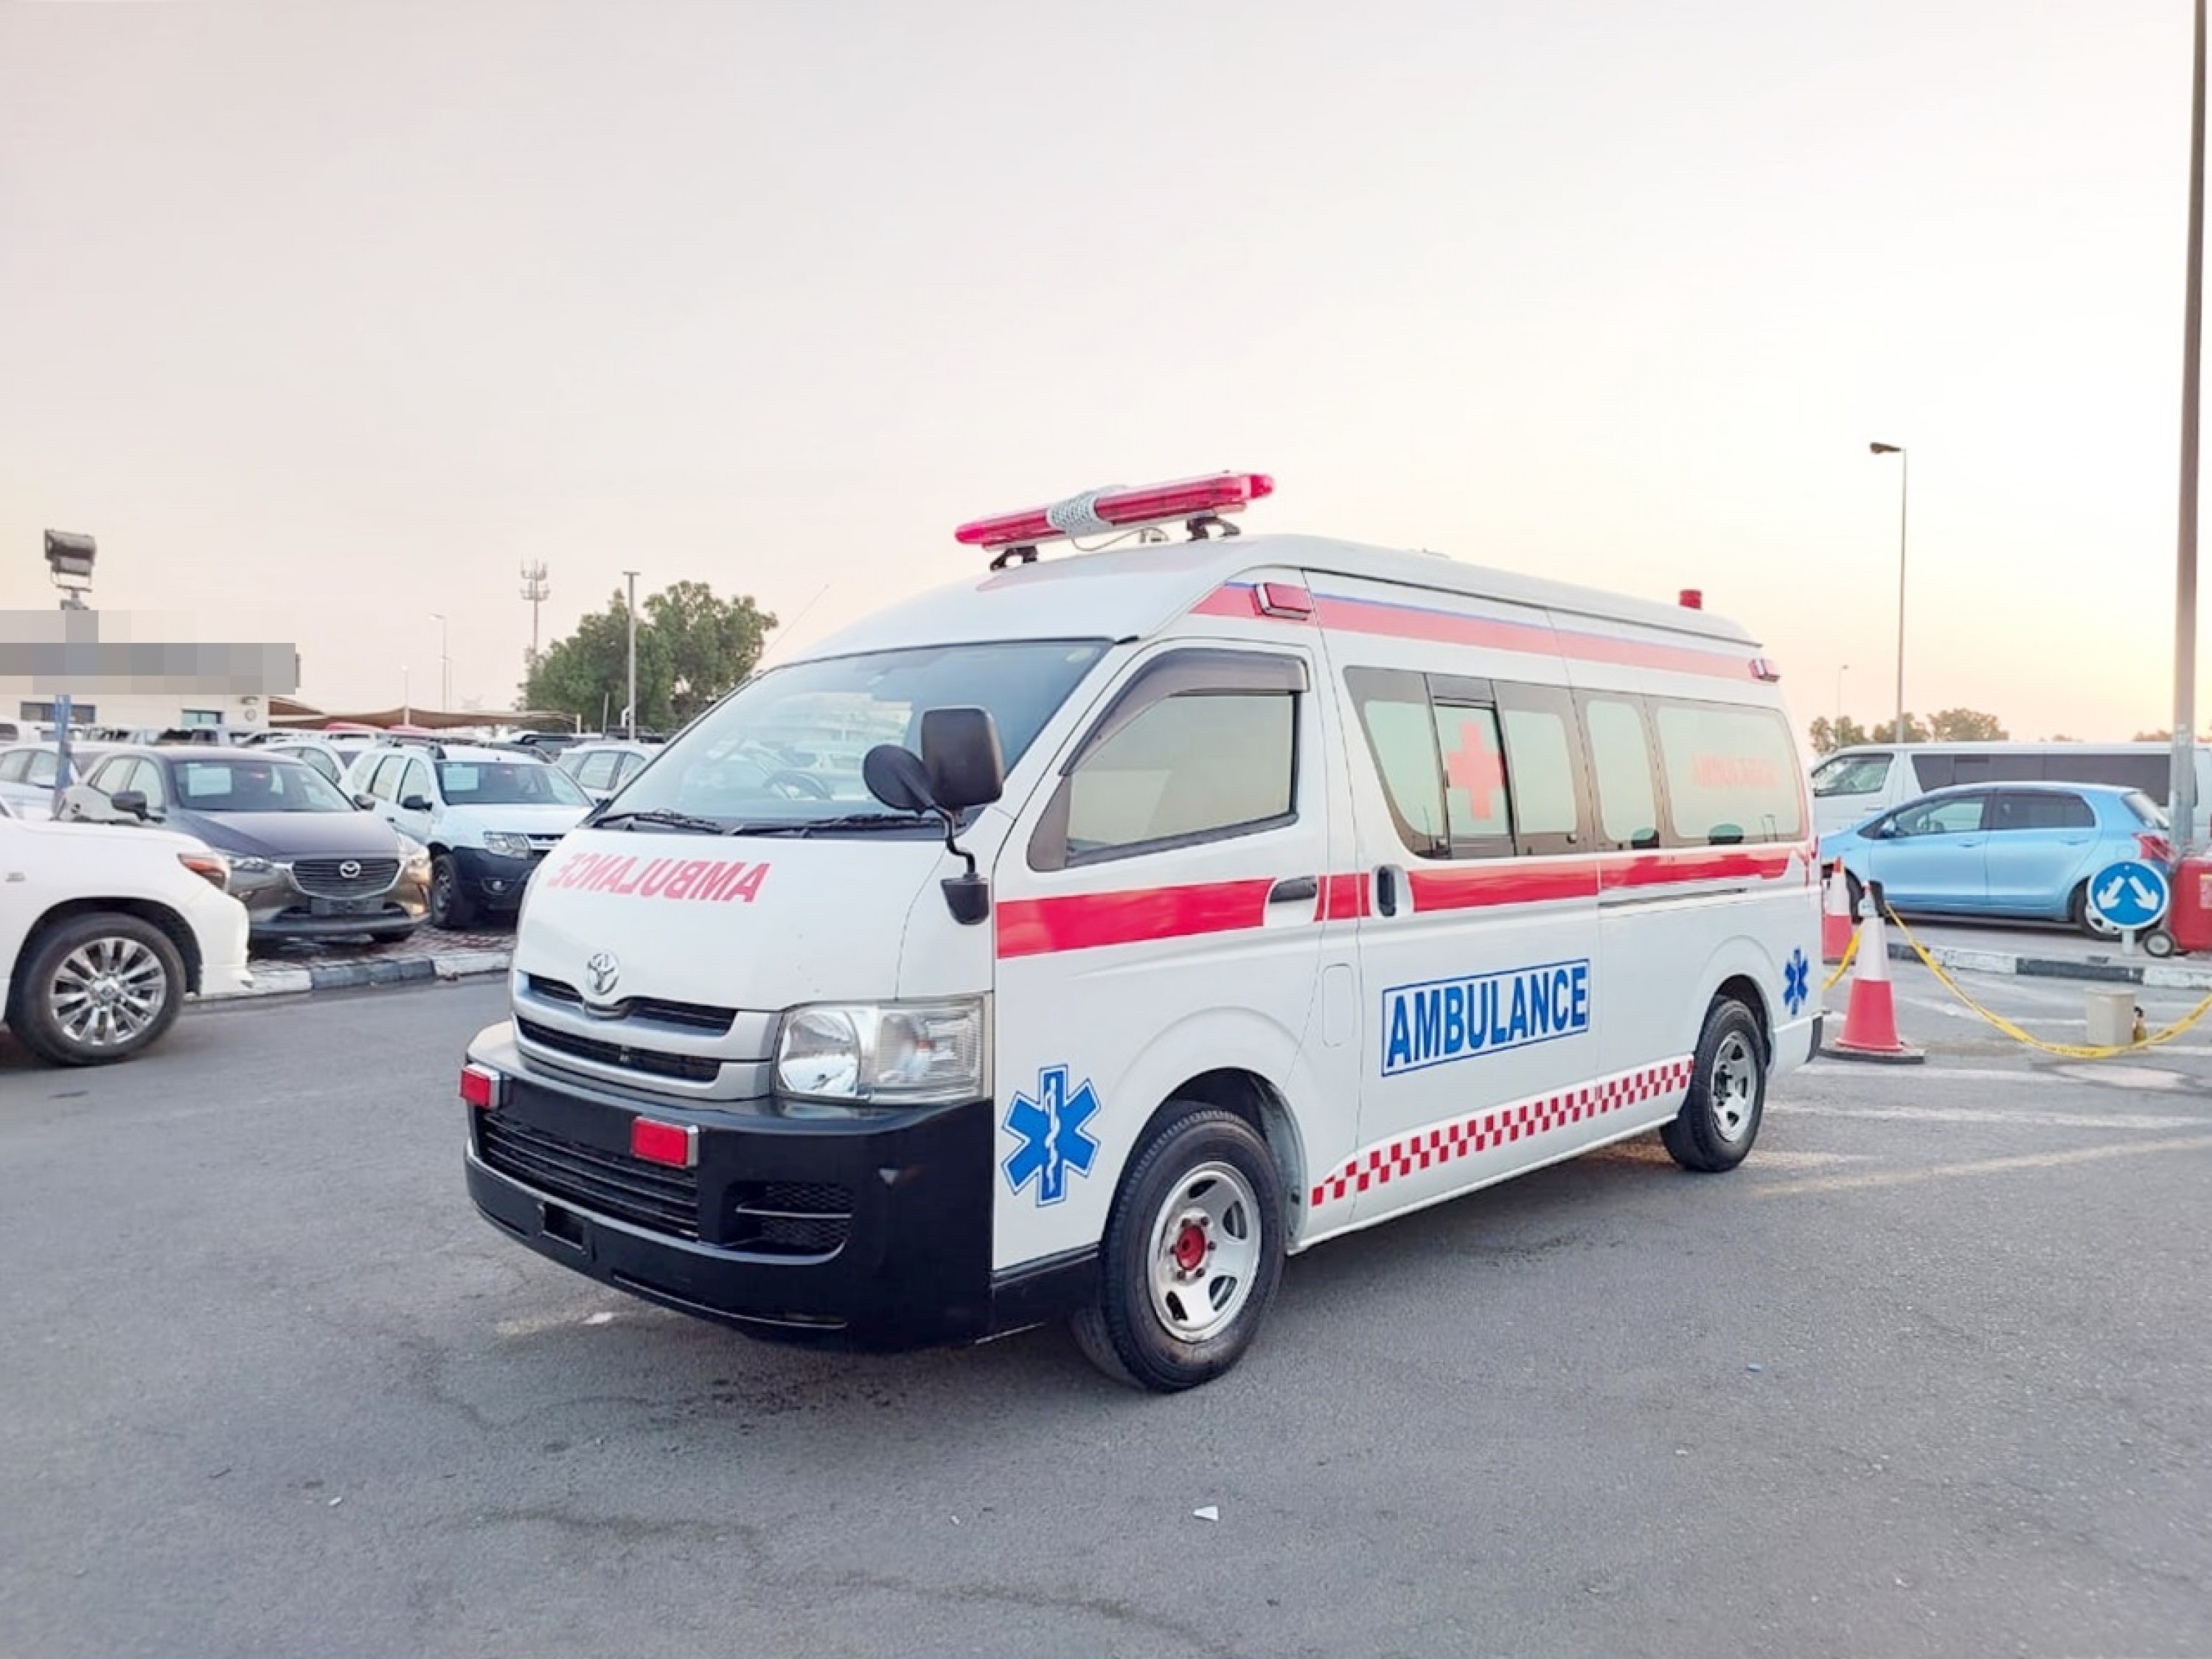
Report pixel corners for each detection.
[2,967,2208,1659]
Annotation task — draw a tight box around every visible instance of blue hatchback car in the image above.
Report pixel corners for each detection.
[1818,781,2171,936]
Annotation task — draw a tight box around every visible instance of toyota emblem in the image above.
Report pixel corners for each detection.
[338,859,362,880]
[585,950,621,998]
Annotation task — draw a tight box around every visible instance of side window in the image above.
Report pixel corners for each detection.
[364,755,403,799]
[576,751,619,790]
[1031,650,1305,869]
[1992,791,2096,832]
[402,759,434,807]
[129,759,170,810]
[1582,695,1661,849]
[1430,701,1514,858]
[0,753,24,784]
[1892,795,1988,836]
[1911,755,1955,790]
[615,753,647,785]
[1349,669,1447,858]
[1652,700,1804,844]
[1495,686,1587,855]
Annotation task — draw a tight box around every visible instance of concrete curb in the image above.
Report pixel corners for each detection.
[195,947,512,1006]
[1885,936,2212,991]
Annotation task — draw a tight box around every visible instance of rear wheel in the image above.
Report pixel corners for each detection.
[7,913,185,1066]
[1661,998,1766,1173]
[1071,1107,1286,1393]
[2070,882,2120,940]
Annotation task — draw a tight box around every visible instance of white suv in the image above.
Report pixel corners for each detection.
[0,796,252,1065]
[343,741,591,928]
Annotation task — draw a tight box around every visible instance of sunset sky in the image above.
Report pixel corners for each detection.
[0,1,2201,742]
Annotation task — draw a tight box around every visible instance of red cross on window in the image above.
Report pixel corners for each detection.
[1442,716,1506,819]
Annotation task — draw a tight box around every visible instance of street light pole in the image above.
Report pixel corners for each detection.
[1870,443,1907,742]
[429,613,451,716]
[2174,0,2207,858]
[1836,663,1849,727]
[623,571,640,742]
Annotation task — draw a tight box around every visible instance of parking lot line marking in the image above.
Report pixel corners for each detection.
[1755,1135,2212,1196]
[1797,1065,2059,1083]
[494,1307,649,1338]
[1746,1150,1874,1168]
[1773,1102,2206,1131]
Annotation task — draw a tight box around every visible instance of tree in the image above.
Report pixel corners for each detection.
[1867,713,1930,744]
[520,580,776,732]
[1925,707,2008,742]
[1807,715,1871,755]
[643,580,776,725]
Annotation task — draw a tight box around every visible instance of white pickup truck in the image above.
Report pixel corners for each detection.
[0,795,253,1066]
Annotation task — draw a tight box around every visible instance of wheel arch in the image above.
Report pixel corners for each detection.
[13,898,202,998]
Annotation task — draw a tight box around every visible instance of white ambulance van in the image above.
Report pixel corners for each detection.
[460,473,1819,1391]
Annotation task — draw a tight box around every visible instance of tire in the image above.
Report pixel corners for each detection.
[369,929,416,945]
[428,854,477,930]
[2070,882,2119,940]
[7,912,185,1067]
[1071,1107,1286,1393]
[1660,998,1767,1173]
[2144,929,2178,959]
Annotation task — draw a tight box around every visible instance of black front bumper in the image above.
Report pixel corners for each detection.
[465,1067,1047,1350]
[452,846,541,911]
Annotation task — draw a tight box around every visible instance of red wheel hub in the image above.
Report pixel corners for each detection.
[1171,1220,1208,1273]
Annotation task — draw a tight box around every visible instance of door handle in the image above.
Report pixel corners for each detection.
[1267,876,1318,905]
[1374,865,1403,918]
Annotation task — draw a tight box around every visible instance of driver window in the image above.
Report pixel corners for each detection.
[1891,796,1986,837]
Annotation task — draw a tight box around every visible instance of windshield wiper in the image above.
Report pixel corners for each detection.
[721,812,938,838]
[589,807,729,835]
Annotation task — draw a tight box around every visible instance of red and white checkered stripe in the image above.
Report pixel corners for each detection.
[1307,1056,1696,1211]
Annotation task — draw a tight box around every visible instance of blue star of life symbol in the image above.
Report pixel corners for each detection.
[1783,947,1811,1018]
[1002,1065,1102,1206]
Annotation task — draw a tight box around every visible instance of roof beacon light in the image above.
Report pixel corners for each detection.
[956,471,1274,568]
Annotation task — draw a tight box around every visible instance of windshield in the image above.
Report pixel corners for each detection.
[1811,752,1892,797]
[174,757,353,813]
[608,639,1111,826]
[436,759,591,807]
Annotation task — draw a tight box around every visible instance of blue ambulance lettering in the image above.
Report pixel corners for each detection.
[1381,959,1592,1077]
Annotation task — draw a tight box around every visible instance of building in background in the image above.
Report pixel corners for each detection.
[0,609,299,736]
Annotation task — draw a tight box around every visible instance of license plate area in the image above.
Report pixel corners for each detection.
[310,897,383,916]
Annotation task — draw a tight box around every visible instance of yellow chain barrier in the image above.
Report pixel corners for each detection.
[1822,928,1860,990]
[1868,905,2212,1060]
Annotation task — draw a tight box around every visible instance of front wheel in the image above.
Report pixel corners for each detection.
[428,854,478,931]
[7,913,186,1066]
[1661,998,1767,1173]
[2071,882,2121,940]
[1071,1107,1286,1393]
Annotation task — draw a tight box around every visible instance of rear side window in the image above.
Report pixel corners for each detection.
[1581,697,1661,849]
[2125,790,2169,827]
[1652,701,1804,843]
[1991,791,2096,832]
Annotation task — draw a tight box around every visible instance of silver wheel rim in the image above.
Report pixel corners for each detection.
[49,935,169,1049]
[1145,1161,1262,1343]
[1711,1030,1759,1143]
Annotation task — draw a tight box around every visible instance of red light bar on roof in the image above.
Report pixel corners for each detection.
[954,471,1275,552]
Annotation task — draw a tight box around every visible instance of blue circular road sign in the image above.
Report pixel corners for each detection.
[2087,859,2171,932]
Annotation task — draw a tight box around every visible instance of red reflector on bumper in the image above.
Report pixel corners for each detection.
[459,1063,504,1110]
[630,1117,698,1169]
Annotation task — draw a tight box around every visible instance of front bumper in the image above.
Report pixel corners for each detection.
[462,1029,1009,1349]
[452,846,541,911]
[229,865,431,939]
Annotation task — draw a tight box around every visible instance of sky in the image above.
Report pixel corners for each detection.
[0,0,2200,741]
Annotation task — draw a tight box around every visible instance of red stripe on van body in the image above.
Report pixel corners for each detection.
[1189,583,1759,683]
[1408,862,1600,911]
[1318,872,1371,920]
[1598,846,1798,889]
[995,879,1278,959]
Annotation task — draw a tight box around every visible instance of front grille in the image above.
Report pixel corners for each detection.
[527,975,736,1034]
[292,857,400,899]
[515,1016,720,1082]
[727,1180,853,1259]
[479,1115,699,1239]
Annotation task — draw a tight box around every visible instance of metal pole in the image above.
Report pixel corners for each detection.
[623,570,639,742]
[1836,663,1848,729]
[1894,450,1909,745]
[2175,0,2207,858]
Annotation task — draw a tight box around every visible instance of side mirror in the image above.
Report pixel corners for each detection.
[861,745,935,814]
[352,793,378,811]
[400,795,432,813]
[919,707,1005,811]
[861,737,992,928]
[111,789,151,820]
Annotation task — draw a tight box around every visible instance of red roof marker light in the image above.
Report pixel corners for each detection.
[955,471,1275,556]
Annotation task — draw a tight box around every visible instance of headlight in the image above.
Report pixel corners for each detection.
[177,852,230,891]
[483,832,533,858]
[229,855,274,874]
[775,998,987,1105]
[396,833,432,871]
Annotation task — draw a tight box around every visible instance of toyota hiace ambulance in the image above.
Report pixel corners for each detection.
[460,473,1819,1391]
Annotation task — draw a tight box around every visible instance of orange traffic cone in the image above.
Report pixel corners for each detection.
[1821,886,1925,1065]
[1821,862,1855,964]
